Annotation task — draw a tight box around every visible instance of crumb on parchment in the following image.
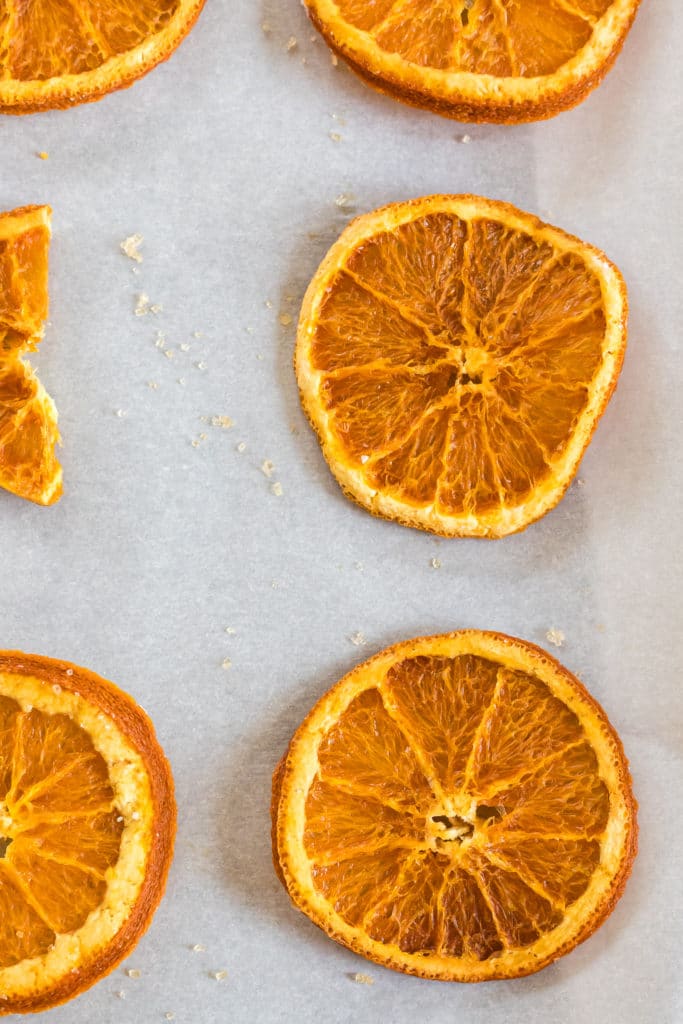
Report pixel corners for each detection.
[211,970,228,981]
[261,460,275,478]
[271,482,283,496]
[350,632,366,647]
[125,969,141,979]
[430,558,442,569]
[351,972,374,985]
[545,628,565,648]
[279,312,293,326]
[211,415,233,429]
[121,234,143,262]
[191,944,206,953]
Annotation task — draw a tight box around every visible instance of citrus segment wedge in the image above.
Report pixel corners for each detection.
[272,631,637,981]
[0,206,61,506]
[296,196,628,537]
[305,0,642,122]
[0,0,206,113]
[0,652,175,1014]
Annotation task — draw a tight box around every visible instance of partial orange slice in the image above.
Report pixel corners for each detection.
[0,205,61,506]
[0,0,206,114]
[272,630,637,981]
[0,652,175,1015]
[304,0,642,122]
[296,195,627,537]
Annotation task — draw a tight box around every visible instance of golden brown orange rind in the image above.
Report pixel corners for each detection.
[305,0,642,123]
[0,1,206,114]
[0,205,61,506]
[296,195,628,538]
[272,630,637,981]
[0,652,176,1014]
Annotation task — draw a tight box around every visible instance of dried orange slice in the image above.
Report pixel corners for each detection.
[296,195,627,537]
[0,652,175,1014]
[304,0,642,123]
[272,631,637,981]
[0,0,206,114]
[0,205,61,506]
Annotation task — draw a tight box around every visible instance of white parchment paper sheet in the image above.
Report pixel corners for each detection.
[0,1,680,1021]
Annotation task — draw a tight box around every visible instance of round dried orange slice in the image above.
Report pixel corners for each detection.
[0,206,61,506]
[304,0,642,123]
[0,652,175,1014]
[272,631,637,981]
[0,0,206,114]
[296,195,627,538]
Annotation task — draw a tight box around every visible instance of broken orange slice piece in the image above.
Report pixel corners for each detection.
[0,206,61,506]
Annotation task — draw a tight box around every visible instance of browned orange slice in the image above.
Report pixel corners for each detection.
[304,0,642,122]
[0,1,206,114]
[272,630,637,980]
[296,195,628,537]
[0,652,175,1014]
[0,206,61,506]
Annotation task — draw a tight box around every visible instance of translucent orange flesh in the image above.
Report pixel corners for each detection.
[0,213,61,505]
[0,0,180,81]
[334,0,614,76]
[304,654,608,959]
[311,213,605,514]
[0,696,122,967]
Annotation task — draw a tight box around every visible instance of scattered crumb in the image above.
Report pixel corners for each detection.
[115,990,126,999]
[211,970,228,981]
[38,151,49,160]
[430,558,441,569]
[351,973,374,985]
[261,459,275,478]
[195,361,207,370]
[256,353,264,361]
[335,192,356,209]
[165,1014,176,1022]
[121,234,143,263]
[150,303,162,314]
[199,432,208,441]
[331,53,338,66]
[286,35,297,51]
[261,20,271,33]
[330,112,347,126]
[192,330,203,339]
[180,342,190,352]
[177,378,186,386]
[191,439,201,449]
[155,331,166,348]
[350,632,366,646]
[125,969,141,979]
[211,415,234,429]
[135,293,150,316]
[278,312,293,326]
[545,628,565,648]
[236,442,247,453]
[221,658,232,670]
[355,562,364,571]
[596,623,606,633]
[246,326,255,334]
[191,944,206,953]
[115,409,126,418]
[225,627,236,635]
[576,478,585,487]
[458,134,472,144]
[163,349,174,360]
[329,131,342,143]
[147,381,159,389]
[271,580,282,590]
[271,481,283,497]
[265,299,273,309]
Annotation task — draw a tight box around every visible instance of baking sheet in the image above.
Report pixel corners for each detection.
[1,1,681,1021]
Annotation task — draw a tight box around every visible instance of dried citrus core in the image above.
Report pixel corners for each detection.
[273,632,637,981]
[0,653,175,1015]
[296,196,627,537]
[0,206,61,506]
[0,0,206,113]
[305,0,642,122]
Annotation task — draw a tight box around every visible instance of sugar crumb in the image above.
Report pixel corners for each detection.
[221,658,232,670]
[349,632,366,646]
[125,969,141,979]
[261,20,271,33]
[261,459,275,478]
[192,330,203,339]
[236,442,247,453]
[191,944,206,953]
[211,415,234,429]
[121,234,143,263]
[271,481,283,497]
[211,970,228,981]
[147,381,159,389]
[135,293,150,316]
[195,361,207,370]
[165,1014,176,1021]
[457,134,472,144]
[225,627,236,635]
[545,628,565,648]
[329,131,342,143]
[430,557,441,569]
[180,342,190,352]
[351,973,374,985]
[286,35,297,51]
[278,312,293,326]
[115,409,126,418]
[163,349,174,359]
[115,990,126,999]
[355,561,364,571]
[335,192,355,209]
